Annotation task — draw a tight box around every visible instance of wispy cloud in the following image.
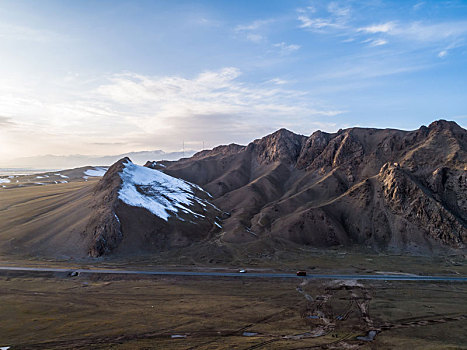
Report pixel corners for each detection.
[297,2,350,31]
[234,19,272,32]
[357,20,467,45]
[327,2,350,18]
[234,19,273,42]
[297,2,467,58]
[413,2,425,11]
[398,21,467,42]
[298,15,337,29]
[365,38,388,47]
[267,78,290,85]
[358,22,395,34]
[235,19,301,55]
[314,55,434,81]
[273,42,300,54]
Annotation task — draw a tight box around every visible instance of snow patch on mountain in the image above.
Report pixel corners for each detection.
[118,161,209,221]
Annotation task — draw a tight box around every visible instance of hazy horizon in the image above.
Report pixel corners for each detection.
[0,148,198,169]
[1,0,466,165]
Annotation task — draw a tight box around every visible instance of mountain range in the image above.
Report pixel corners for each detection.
[151,119,466,254]
[0,120,465,258]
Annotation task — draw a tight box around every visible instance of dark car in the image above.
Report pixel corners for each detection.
[296,270,307,276]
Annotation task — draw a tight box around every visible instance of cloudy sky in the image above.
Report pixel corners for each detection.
[0,0,466,165]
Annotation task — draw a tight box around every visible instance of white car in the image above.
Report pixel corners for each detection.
[239,269,247,273]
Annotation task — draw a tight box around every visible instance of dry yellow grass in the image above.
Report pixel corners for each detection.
[0,272,466,349]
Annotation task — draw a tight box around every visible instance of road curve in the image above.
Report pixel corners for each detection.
[0,266,466,281]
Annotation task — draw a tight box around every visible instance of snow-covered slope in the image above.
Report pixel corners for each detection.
[84,158,224,257]
[118,161,212,221]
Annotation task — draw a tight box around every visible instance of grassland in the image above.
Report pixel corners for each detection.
[0,271,466,349]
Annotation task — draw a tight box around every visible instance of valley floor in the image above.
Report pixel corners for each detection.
[0,269,466,349]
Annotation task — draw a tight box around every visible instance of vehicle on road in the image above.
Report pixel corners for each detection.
[239,269,247,273]
[296,270,307,276]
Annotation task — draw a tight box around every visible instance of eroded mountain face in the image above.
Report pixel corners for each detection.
[154,120,466,253]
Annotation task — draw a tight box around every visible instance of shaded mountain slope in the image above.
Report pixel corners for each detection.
[153,120,466,253]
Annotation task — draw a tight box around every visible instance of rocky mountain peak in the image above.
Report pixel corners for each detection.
[94,157,129,192]
[428,119,462,131]
[296,130,332,169]
[249,128,307,164]
[191,143,246,160]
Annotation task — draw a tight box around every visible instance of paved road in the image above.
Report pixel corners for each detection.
[0,266,466,281]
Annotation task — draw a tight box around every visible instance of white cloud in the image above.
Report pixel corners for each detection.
[96,68,340,122]
[0,68,343,160]
[438,50,448,58]
[306,10,467,55]
[297,2,350,31]
[368,38,388,47]
[267,78,289,85]
[297,15,313,28]
[358,22,395,34]
[298,15,336,29]
[234,19,272,42]
[436,40,463,59]
[296,1,467,55]
[327,2,350,18]
[273,42,301,53]
[234,19,272,32]
[359,21,467,43]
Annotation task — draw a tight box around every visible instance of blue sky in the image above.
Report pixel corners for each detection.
[0,0,466,164]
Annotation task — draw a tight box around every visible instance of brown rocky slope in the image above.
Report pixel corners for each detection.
[150,120,466,253]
